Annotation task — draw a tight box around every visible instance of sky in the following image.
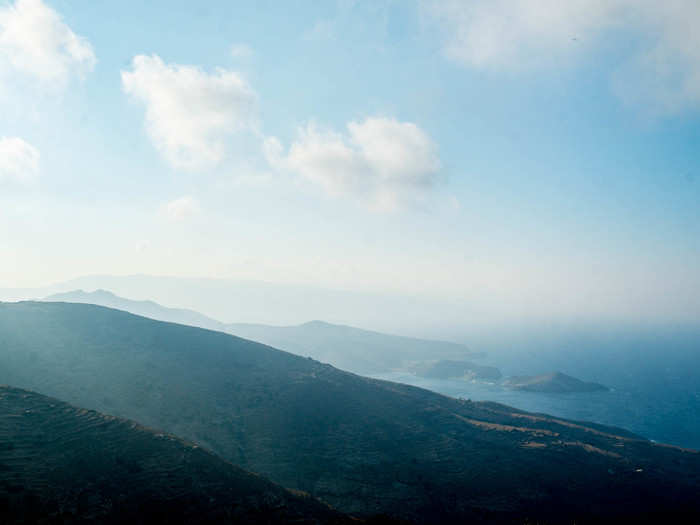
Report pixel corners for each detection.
[1,0,699,328]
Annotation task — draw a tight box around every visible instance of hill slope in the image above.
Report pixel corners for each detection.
[0,385,350,524]
[225,320,480,374]
[1,301,699,524]
[44,289,479,374]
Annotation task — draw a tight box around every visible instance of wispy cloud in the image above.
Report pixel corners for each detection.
[266,117,441,211]
[0,137,39,184]
[0,0,95,85]
[121,55,258,171]
[161,196,200,222]
[423,0,700,114]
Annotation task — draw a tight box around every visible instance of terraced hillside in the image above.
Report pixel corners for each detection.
[0,385,352,524]
[1,301,700,524]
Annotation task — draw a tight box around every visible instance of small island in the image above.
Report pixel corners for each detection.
[503,372,608,393]
[413,360,502,381]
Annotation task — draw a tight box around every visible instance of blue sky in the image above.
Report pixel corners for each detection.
[1,0,699,327]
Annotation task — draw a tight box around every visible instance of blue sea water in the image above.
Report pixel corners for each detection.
[371,371,700,449]
[372,327,700,450]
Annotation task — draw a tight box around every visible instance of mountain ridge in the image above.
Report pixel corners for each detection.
[43,289,480,374]
[1,301,699,523]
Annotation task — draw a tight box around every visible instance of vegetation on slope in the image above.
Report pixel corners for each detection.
[0,385,351,524]
[1,301,699,524]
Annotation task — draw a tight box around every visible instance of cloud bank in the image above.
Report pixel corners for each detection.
[121,55,258,171]
[266,117,441,211]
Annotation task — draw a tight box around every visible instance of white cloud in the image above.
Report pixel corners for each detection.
[423,0,700,113]
[611,2,700,114]
[0,137,39,184]
[0,0,95,84]
[121,55,258,171]
[424,0,621,69]
[161,196,200,222]
[268,117,440,211]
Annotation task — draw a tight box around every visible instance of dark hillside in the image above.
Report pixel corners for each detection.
[0,385,351,524]
[1,301,699,524]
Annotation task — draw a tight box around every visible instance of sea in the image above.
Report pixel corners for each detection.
[372,326,700,450]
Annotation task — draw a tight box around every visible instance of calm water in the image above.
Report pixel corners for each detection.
[370,370,700,450]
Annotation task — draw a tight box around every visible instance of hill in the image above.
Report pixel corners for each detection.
[411,359,502,381]
[504,372,609,393]
[225,320,481,374]
[45,289,225,331]
[44,289,479,374]
[0,385,351,524]
[17,273,465,334]
[1,301,699,524]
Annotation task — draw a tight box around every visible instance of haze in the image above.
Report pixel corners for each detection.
[1,0,699,335]
[3,2,700,523]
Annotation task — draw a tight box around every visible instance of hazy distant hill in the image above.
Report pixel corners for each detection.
[46,289,226,331]
[504,372,609,393]
[15,273,468,334]
[0,385,350,525]
[1,301,699,524]
[226,320,481,374]
[411,359,502,380]
[45,289,479,374]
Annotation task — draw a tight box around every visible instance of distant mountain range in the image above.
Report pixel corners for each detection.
[46,288,226,331]
[0,385,352,524]
[1,301,699,523]
[2,273,472,336]
[44,289,480,374]
[225,320,483,375]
